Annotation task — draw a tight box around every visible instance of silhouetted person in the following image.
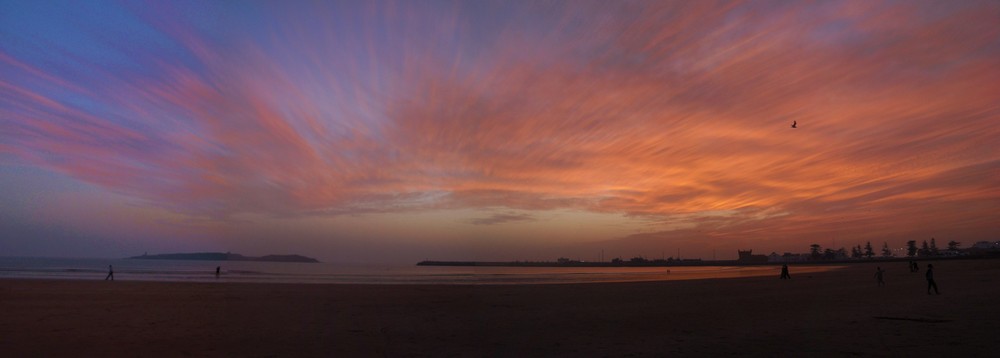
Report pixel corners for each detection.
[926,264,939,295]
[908,260,915,272]
[791,121,797,128]
[215,266,221,278]
[912,261,919,272]
[875,266,885,287]
[105,265,114,281]
[780,264,791,279]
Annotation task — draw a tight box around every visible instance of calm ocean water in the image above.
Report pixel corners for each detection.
[0,257,841,285]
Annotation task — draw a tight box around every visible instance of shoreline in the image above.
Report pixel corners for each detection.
[0,258,849,285]
[2,259,997,356]
[5,256,987,285]
[416,255,997,267]
[0,264,846,286]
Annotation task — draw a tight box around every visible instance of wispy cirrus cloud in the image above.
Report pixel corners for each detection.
[1,0,998,255]
[470,213,537,226]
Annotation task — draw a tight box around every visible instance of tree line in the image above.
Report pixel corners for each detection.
[808,238,960,260]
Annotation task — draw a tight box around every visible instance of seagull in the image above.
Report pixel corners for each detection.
[791,121,797,128]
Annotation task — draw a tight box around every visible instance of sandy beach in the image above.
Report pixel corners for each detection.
[1,259,997,357]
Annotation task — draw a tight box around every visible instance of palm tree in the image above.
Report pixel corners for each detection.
[810,244,822,260]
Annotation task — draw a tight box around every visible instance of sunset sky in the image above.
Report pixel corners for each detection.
[2,1,998,263]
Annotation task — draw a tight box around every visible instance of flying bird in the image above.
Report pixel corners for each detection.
[791,121,797,128]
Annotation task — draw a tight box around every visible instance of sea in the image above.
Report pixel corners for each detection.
[0,257,841,285]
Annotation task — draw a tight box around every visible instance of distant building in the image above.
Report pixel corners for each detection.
[767,252,808,263]
[972,241,1000,250]
[941,249,966,257]
[788,253,809,262]
[738,249,768,263]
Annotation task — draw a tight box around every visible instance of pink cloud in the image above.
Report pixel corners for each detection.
[2,1,997,249]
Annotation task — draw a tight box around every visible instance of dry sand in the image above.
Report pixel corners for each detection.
[1,259,998,357]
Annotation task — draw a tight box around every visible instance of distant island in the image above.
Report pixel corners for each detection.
[129,252,320,263]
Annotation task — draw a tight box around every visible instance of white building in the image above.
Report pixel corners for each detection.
[972,241,1000,250]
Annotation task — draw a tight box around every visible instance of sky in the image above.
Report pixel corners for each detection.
[1,0,998,263]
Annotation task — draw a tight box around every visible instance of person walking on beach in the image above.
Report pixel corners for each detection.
[926,264,939,295]
[780,264,791,279]
[875,266,885,287]
[215,266,221,278]
[105,265,114,281]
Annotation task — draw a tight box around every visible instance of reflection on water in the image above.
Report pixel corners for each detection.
[0,257,843,285]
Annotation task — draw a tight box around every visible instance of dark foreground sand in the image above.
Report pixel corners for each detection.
[2,259,998,357]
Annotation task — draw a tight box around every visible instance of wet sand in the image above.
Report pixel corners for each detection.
[2,259,997,357]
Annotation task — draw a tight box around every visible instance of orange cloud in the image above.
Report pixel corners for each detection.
[2,1,997,255]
